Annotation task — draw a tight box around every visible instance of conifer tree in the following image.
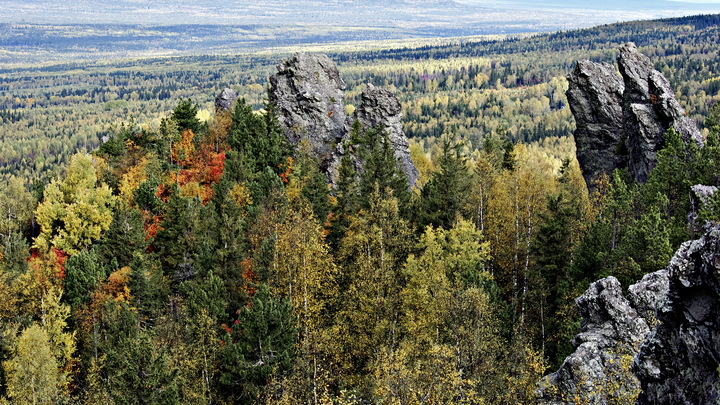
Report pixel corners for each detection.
[416,135,473,230]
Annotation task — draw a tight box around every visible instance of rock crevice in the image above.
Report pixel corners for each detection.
[634,225,720,404]
[268,53,417,187]
[568,43,702,186]
[538,273,667,404]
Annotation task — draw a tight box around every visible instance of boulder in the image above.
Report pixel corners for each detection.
[215,87,238,112]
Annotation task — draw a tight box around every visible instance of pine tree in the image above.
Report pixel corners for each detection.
[416,135,473,230]
[220,283,297,404]
[172,99,201,134]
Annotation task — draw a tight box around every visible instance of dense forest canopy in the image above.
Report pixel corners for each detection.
[0,13,718,404]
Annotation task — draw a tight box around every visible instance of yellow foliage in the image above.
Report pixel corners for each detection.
[34,153,117,254]
[229,183,253,207]
[118,156,150,205]
[3,324,61,405]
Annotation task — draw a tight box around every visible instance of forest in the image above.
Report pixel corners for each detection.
[0,13,719,405]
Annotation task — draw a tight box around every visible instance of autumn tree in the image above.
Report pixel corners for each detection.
[332,185,413,394]
[3,324,62,405]
[34,153,117,254]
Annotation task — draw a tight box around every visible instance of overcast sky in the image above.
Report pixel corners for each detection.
[1,0,718,26]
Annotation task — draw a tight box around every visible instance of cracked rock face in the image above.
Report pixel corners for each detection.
[540,224,720,404]
[269,53,348,169]
[354,84,419,187]
[634,225,720,405]
[538,276,663,404]
[567,43,702,186]
[566,60,626,188]
[618,43,703,183]
[269,53,417,188]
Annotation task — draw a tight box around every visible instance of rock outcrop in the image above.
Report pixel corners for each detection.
[566,60,626,188]
[269,53,417,187]
[537,275,666,404]
[689,184,718,233]
[215,87,238,112]
[269,53,348,171]
[618,43,703,183]
[634,225,720,404]
[539,224,720,403]
[354,84,419,187]
[567,43,702,186]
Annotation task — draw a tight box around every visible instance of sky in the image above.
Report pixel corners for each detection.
[1,0,718,28]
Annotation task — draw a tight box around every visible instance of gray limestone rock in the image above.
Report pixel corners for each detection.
[619,43,703,183]
[627,270,669,322]
[269,53,348,170]
[215,87,238,112]
[354,84,419,187]
[538,277,652,404]
[269,53,418,188]
[566,60,626,188]
[634,226,720,404]
[568,43,703,186]
[540,225,720,404]
[689,184,718,233]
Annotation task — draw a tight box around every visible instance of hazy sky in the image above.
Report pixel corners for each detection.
[1,0,718,26]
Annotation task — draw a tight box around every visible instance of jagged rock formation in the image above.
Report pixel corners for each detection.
[537,275,667,404]
[634,225,720,404]
[539,225,720,403]
[269,53,348,169]
[566,60,626,188]
[618,43,703,183]
[215,87,238,112]
[269,53,417,187]
[354,84,419,187]
[568,43,703,186]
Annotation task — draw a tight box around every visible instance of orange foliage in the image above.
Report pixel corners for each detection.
[78,267,133,336]
[105,267,132,303]
[169,131,227,203]
[171,129,196,167]
[278,156,294,183]
[240,258,257,296]
[26,248,68,290]
[142,210,164,242]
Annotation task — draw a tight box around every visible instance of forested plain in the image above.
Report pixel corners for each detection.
[0,13,719,404]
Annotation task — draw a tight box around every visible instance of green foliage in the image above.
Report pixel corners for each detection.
[355,125,411,211]
[220,283,297,404]
[1,15,719,404]
[98,302,180,405]
[172,99,202,134]
[416,135,473,229]
[228,98,290,176]
[63,249,105,308]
